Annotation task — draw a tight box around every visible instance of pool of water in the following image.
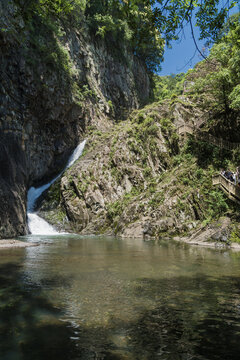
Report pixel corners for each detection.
[0,235,240,359]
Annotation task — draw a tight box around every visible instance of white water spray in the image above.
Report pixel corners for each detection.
[27,140,86,235]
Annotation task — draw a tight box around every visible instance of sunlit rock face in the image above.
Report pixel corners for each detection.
[0,1,149,238]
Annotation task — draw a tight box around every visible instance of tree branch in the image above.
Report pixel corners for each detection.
[189,17,207,60]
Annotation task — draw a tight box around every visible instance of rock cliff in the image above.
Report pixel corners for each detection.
[39,92,240,246]
[38,97,215,236]
[0,0,149,238]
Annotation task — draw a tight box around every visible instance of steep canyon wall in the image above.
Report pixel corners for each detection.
[0,0,149,238]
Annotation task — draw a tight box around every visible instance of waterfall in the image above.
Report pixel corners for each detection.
[27,140,86,235]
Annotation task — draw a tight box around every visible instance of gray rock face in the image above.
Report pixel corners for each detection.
[38,97,222,240]
[38,116,173,237]
[174,217,232,247]
[0,1,149,238]
[0,134,27,237]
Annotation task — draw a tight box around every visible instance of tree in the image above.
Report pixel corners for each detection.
[153,73,185,101]
[186,15,240,118]
[85,0,237,72]
[14,0,238,73]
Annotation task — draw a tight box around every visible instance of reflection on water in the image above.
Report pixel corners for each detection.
[0,236,240,359]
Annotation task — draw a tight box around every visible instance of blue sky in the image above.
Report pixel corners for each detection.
[160,3,239,76]
[160,26,206,76]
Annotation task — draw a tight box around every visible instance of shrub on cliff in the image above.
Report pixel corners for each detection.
[13,0,237,74]
[187,16,240,118]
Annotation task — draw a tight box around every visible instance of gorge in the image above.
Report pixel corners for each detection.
[0,0,149,239]
[1,1,240,359]
[1,1,240,244]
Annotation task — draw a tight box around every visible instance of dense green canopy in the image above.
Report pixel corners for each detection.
[186,14,240,116]
[14,0,237,72]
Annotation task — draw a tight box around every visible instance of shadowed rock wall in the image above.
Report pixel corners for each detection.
[0,1,150,238]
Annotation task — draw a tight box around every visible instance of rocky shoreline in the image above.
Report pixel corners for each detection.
[0,239,39,249]
[0,235,239,251]
[173,236,240,250]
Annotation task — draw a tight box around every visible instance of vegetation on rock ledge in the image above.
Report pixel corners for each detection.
[10,0,237,73]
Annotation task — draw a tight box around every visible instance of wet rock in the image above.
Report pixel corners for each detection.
[0,134,27,237]
[121,222,145,239]
[183,217,232,246]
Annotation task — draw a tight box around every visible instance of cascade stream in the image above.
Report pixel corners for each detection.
[27,140,86,235]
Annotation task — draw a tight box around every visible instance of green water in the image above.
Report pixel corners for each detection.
[0,235,240,359]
